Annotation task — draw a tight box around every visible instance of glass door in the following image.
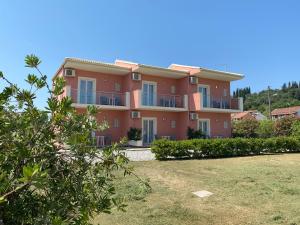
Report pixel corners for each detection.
[142,82,156,106]
[198,85,209,108]
[198,119,210,137]
[143,118,155,145]
[79,79,95,104]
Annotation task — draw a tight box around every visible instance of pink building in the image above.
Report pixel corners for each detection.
[53,58,244,146]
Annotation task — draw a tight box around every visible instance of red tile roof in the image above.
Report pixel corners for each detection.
[271,106,300,116]
[231,111,256,120]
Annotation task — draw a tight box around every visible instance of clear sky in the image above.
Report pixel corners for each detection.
[1,0,300,108]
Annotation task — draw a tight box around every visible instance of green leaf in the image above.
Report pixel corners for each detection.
[0,71,3,78]
[23,166,33,179]
[25,54,41,67]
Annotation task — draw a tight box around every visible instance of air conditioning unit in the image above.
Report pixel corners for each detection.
[131,111,140,119]
[64,68,75,77]
[132,72,141,81]
[189,76,198,84]
[190,112,198,120]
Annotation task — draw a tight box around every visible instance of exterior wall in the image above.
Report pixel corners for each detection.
[58,65,238,143]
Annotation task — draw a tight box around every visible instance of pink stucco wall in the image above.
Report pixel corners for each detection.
[56,65,236,143]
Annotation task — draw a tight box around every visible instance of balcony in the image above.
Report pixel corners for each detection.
[191,93,243,112]
[134,90,188,111]
[68,88,130,110]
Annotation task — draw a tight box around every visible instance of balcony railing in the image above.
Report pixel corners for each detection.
[142,93,184,108]
[201,95,242,110]
[69,89,128,107]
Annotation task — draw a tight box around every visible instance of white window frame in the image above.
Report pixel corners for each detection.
[171,120,176,128]
[113,118,119,128]
[115,82,121,92]
[224,120,229,129]
[198,118,211,137]
[142,117,157,143]
[198,84,210,108]
[142,81,157,106]
[78,77,96,104]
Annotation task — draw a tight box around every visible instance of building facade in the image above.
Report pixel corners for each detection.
[54,58,244,146]
[271,106,300,120]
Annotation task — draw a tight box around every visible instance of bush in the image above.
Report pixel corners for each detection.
[274,116,296,136]
[127,127,142,140]
[257,120,275,138]
[291,120,300,137]
[232,119,259,138]
[151,137,300,160]
[187,127,206,139]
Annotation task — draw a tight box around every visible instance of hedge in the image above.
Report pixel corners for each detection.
[150,137,300,160]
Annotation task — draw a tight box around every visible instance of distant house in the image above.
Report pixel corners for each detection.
[271,106,300,120]
[231,110,266,121]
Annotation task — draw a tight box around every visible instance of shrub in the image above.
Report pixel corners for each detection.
[151,137,300,160]
[187,127,206,139]
[0,55,147,224]
[127,127,142,140]
[232,119,259,138]
[291,120,300,137]
[257,120,275,138]
[274,116,296,136]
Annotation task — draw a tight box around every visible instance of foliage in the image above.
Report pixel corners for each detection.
[127,127,142,141]
[232,119,259,138]
[256,120,275,138]
[291,120,300,137]
[0,55,146,225]
[151,137,300,160]
[187,127,206,139]
[237,82,300,115]
[274,116,296,136]
[233,87,251,102]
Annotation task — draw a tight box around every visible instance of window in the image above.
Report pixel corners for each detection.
[171,85,176,94]
[113,118,119,128]
[79,78,95,104]
[198,85,210,108]
[142,81,157,106]
[171,120,176,128]
[224,121,228,129]
[198,119,210,136]
[115,83,121,92]
[223,89,227,97]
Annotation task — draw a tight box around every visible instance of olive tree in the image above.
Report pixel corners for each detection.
[0,55,145,224]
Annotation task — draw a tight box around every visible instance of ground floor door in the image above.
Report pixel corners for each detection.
[142,118,156,145]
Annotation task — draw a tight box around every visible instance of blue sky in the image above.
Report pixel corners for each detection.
[1,0,300,108]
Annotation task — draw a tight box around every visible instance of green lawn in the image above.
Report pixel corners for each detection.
[93,154,300,225]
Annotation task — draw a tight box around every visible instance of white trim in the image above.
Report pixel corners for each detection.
[198,118,211,137]
[142,117,157,144]
[198,84,210,108]
[77,77,96,104]
[72,103,129,110]
[141,81,157,106]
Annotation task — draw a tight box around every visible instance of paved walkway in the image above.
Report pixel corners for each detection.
[123,148,155,161]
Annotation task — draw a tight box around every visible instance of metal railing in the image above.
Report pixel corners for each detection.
[70,89,126,106]
[142,93,184,108]
[201,95,241,110]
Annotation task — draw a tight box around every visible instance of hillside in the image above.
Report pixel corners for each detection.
[233,82,300,115]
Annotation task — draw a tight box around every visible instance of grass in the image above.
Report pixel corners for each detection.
[92,154,300,225]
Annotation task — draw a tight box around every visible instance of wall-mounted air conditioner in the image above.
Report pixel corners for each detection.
[131,111,141,119]
[132,72,141,81]
[64,68,76,77]
[189,76,198,84]
[190,112,198,120]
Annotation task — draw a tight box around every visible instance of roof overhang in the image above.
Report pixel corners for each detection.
[53,58,131,80]
[192,68,244,81]
[169,64,244,81]
[132,64,188,79]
